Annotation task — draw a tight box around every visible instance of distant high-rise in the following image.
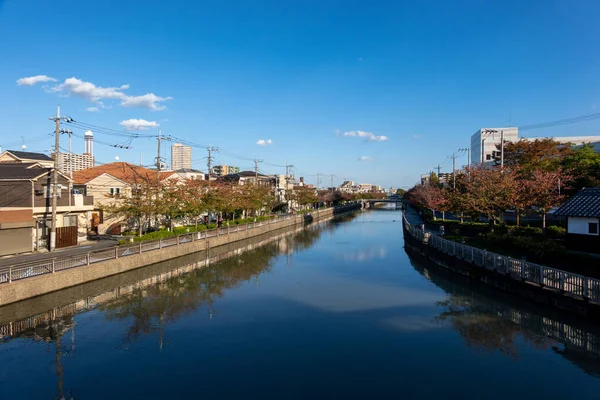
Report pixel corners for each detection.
[171,143,192,170]
[212,164,240,176]
[84,130,94,156]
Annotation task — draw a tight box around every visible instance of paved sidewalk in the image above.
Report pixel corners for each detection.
[403,206,439,235]
[0,240,118,268]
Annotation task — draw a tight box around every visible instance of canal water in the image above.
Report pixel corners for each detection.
[1,207,600,399]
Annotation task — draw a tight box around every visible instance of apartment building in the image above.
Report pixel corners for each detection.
[171,143,192,170]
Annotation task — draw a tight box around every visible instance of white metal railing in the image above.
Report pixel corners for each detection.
[0,204,361,286]
[403,213,600,305]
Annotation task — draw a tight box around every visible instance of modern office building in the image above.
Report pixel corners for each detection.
[470,127,519,164]
[212,164,240,176]
[171,143,192,170]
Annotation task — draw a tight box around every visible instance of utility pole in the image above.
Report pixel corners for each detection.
[285,162,294,177]
[500,129,504,169]
[450,152,458,189]
[434,164,442,177]
[316,173,322,189]
[207,145,218,175]
[156,129,162,181]
[254,159,263,181]
[48,106,71,252]
[62,129,73,208]
[330,174,335,189]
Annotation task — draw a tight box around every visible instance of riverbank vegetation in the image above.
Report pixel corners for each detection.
[404,139,600,273]
[104,177,380,239]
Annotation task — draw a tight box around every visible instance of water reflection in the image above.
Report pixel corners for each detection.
[408,252,600,375]
[0,216,343,346]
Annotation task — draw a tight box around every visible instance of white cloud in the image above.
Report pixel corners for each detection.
[342,130,389,142]
[358,156,373,162]
[16,75,57,86]
[256,139,273,146]
[46,77,172,110]
[121,93,173,111]
[86,107,99,112]
[119,119,160,131]
[412,134,422,139]
[334,129,340,134]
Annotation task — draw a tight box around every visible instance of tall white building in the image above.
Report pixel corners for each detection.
[470,127,519,164]
[171,143,192,170]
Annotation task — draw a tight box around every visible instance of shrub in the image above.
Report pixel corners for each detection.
[545,225,566,238]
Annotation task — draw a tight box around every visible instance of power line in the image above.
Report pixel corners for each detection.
[519,111,600,131]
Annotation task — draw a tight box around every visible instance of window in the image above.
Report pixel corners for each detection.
[485,154,492,161]
[589,222,598,235]
[109,187,121,196]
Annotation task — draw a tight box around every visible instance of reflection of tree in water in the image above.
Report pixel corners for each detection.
[99,225,328,344]
[408,257,552,358]
[435,296,552,358]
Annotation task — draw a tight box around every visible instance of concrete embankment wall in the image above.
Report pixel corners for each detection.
[0,205,360,306]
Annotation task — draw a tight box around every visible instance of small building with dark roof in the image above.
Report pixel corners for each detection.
[554,188,600,253]
[0,150,54,167]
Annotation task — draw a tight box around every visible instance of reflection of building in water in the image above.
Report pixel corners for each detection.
[341,246,387,262]
[0,217,335,343]
[408,251,600,373]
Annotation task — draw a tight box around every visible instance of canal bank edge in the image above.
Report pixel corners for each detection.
[402,217,600,320]
[0,204,361,306]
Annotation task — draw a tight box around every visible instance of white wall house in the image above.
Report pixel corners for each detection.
[554,188,600,254]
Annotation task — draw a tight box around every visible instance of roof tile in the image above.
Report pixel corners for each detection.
[554,188,600,217]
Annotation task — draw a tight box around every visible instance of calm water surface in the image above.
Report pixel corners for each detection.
[1,208,600,399]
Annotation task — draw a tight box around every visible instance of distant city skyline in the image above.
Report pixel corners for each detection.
[2,1,600,188]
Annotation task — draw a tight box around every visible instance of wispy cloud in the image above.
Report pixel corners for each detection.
[256,139,273,146]
[24,76,172,110]
[358,156,373,162]
[119,119,160,131]
[16,75,57,86]
[334,129,340,135]
[411,134,422,139]
[342,130,389,142]
[86,107,99,112]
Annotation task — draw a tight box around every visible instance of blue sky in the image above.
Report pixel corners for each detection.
[1,0,600,188]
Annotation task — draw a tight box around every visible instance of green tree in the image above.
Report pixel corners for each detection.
[561,144,600,191]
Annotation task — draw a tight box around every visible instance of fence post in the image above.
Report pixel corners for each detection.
[583,278,589,299]
[539,266,544,287]
[115,247,118,259]
[482,250,486,267]
[521,257,526,280]
[86,253,90,265]
[9,267,12,283]
[139,242,143,254]
[228,225,230,235]
[560,272,565,293]
[52,259,56,273]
